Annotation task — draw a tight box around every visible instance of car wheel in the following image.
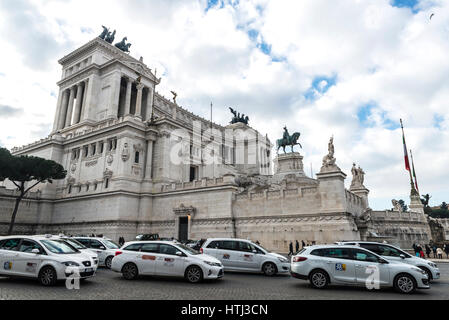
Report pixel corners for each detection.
[185,265,203,283]
[394,273,416,294]
[309,269,329,289]
[262,262,277,276]
[38,266,58,286]
[105,256,113,269]
[122,263,139,280]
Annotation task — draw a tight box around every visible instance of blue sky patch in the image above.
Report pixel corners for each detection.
[357,103,400,130]
[433,114,444,129]
[304,75,337,101]
[390,0,420,13]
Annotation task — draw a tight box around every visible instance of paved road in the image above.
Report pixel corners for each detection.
[0,264,448,300]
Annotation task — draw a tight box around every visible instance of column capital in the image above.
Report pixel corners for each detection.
[136,83,145,91]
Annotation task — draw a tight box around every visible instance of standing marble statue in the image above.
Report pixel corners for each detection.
[321,136,336,168]
[351,163,365,187]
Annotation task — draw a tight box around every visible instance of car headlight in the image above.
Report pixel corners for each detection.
[278,257,288,263]
[61,261,80,267]
[428,262,437,268]
[416,268,427,275]
[204,261,221,267]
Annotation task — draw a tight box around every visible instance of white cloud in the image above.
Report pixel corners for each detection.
[0,0,447,210]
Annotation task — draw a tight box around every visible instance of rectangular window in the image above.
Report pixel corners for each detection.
[135,151,140,164]
[83,146,88,157]
[99,142,104,154]
[91,144,96,156]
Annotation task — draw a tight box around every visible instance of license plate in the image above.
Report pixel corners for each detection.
[85,268,93,273]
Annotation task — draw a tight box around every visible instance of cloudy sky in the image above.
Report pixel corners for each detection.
[0,0,447,210]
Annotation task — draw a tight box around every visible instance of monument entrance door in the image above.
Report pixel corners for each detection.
[178,217,188,242]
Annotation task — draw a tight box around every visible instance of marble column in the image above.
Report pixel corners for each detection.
[80,79,89,121]
[65,87,76,127]
[58,89,69,129]
[73,83,84,124]
[135,83,144,119]
[146,87,154,121]
[124,78,132,116]
[52,89,64,132]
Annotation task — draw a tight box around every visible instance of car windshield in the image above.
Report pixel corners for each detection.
[102,240,119,249]
[41,239,79,254]
[63,238,86,250]
[176,243,200,255]
[254,243,269,253]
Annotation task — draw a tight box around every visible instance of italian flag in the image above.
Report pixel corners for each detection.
[402,132,410,172]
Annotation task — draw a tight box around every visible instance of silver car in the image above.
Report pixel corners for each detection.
[291,245,430,294]
[337,241,440,281]
[201,238,290,276]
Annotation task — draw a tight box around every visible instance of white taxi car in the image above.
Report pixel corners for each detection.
[57,236,99,267]
[291,245,430,294]
[73,237,120,269]
[0,235,97,286]
[337,241,440,281]
[201,238,290,276]
[111,241,224,283]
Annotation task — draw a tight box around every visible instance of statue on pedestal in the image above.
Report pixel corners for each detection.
[321,136,337,170]
[276,126,302,154]
[351,163,366,188]
[229,107,249,125]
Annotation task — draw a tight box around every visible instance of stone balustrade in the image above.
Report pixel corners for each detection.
[159,175,235,193]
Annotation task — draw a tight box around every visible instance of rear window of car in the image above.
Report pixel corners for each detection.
[0,239,21,251]
[207,241,220,249]
[75,239,91,247]
[124,243,142,251]
[320,248,351,259]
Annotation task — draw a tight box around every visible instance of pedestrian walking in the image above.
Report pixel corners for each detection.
[445,244,449,259]
[288,241,294,256]
[432,245,437,258]
[295,240,300,253]
[437,247,443,259]
[425,244,431,258]
[302,240,306,248]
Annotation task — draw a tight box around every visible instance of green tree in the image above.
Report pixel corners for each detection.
[0,148,66,235]
[441,202,448,211]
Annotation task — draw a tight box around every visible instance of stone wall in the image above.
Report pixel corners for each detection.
[369,210,431,249]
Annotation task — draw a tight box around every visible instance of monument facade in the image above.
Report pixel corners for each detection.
[0,34,435,251]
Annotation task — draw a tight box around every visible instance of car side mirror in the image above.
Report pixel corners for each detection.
[31,248,40,254]
[99,246,106,250]
[252,250,258,254]
[176,251,184,257]
[400,254,406,259]
[379,259,388,264]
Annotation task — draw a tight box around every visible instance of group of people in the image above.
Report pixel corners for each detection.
[413,243,449,259]
[288,240,315,256]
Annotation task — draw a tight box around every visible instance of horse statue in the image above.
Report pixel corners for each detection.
[115,37,132,53]
[276,130,302,154]
[105,30,116,44]
[99,26,109,40]
[229,107,249,125]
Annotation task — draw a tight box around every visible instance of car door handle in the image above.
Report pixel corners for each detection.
[326,261,333,264]
[355,264,362,267]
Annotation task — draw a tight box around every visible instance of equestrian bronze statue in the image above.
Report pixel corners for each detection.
[277,126,302,154]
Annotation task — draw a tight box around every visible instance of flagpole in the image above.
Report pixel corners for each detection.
[400,119,419,197]
[410,149,420,194]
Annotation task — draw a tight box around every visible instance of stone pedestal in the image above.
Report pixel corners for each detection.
[316,169,347,213]
[350,186,370,209]
[273,152,306,179]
